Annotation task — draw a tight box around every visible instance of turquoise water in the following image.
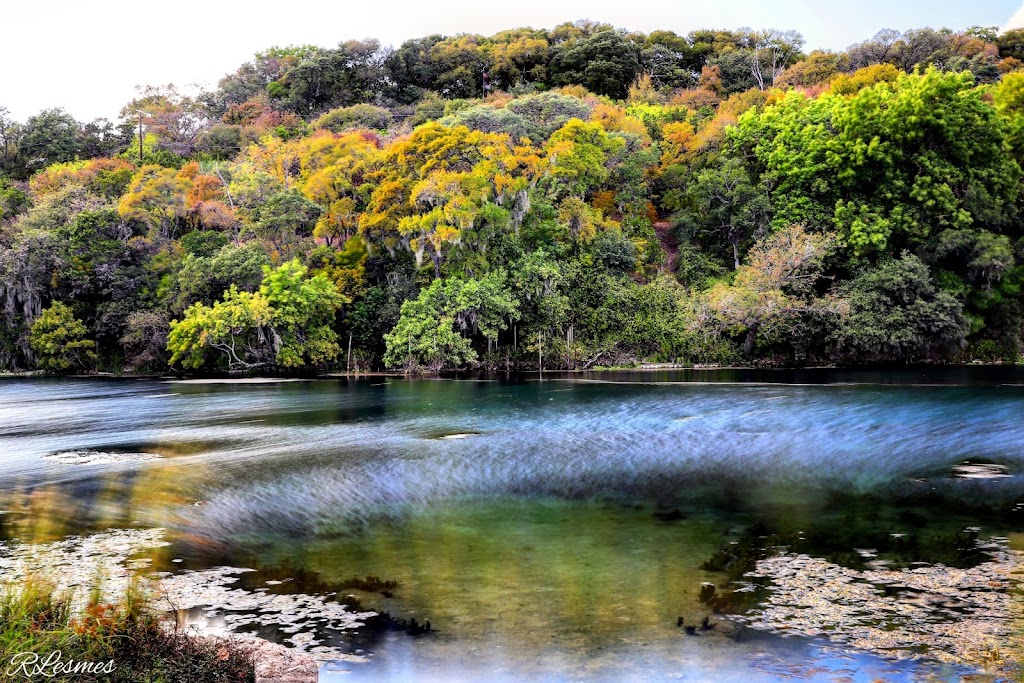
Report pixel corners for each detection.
[1,369,1022,681]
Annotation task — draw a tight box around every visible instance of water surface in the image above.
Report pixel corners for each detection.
[1,369,1022,681]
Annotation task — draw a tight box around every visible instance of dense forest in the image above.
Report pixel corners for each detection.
[3,21,1024,373]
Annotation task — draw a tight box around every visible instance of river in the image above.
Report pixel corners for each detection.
[1,368,1022,681]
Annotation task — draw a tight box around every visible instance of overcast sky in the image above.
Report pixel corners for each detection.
[3,0,1024,123]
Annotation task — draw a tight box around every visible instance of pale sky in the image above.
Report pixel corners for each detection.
[3,0,1023,123]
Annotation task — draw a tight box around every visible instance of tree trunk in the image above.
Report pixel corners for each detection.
[743,322,760,357]
[432,252,441,279]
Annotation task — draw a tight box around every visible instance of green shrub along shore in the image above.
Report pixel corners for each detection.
[0,580,253,682]
[3,23,1024,374]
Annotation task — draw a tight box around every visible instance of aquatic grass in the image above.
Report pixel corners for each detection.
[0,578,76,656]
[0,577,255,682]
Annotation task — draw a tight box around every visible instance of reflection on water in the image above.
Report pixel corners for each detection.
[1,370,1023,680]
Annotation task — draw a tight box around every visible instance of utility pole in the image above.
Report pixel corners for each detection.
[347,332,353,374]
[566,325,572,370]
[538,332,543,379]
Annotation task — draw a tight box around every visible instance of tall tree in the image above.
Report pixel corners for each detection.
[16,108,82,176]
[549,31,642,99]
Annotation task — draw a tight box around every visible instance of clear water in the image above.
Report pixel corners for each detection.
[1,369,1023,681]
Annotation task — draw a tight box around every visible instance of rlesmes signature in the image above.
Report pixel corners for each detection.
[6,651,116,678]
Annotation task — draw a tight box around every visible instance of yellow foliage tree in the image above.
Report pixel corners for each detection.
[117,165,191,239]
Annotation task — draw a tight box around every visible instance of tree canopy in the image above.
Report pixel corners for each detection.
[3,20,1024,374]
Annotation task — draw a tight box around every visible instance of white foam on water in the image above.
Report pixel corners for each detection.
[952,462,1012,479]
[45,450,163,465]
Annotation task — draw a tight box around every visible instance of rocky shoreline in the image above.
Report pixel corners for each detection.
[229,638,319,683]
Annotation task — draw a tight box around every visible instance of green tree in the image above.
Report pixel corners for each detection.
[259,259,347,366]
[29,302,96,373]
[677,158,770,270]
[312,103,393,132]
[167,260,345,370]
[383,271,518,371]
[998,27,1024,61]
[829,253,969,363]
[16,109,82,177]
[167,287,275,370]
[543,119,624,201]
[0,177,28,221]
[251,189,322,255]
[548,31,642,99]
[732,68,1021,255]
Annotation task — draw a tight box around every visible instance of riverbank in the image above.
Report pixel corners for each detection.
[0,579,257,682]
[2,359,1022,383]
[0,527,368,682]
[0,580,320,683]
[2,363,1022,390]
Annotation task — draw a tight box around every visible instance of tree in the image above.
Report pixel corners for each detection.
[703,225,844,356]
[549,31,642,99]
[998,28,1024,62]
[678,158,770,270]
[776,50,848,88]
[383,271,518,371]
[30,158,134,200]
[542,119,623,200]
[121,310,170,371]
[732,69,1021,255]
[427,35,489,99]
[705,51,759,95]
[359,123,537,272]
[0,107,19,175]
[441,106,543,143]
[195,125,243,159]
[123,85,211,157]
[640,42,697,90]
[271,40,388,114]
[741,28,805,90]
[172,243,271,312]
[486,28,550,89]
[16,109,82,176]
[78,118,130,159]
[0,177,28,222]
[846,29,905,69]
[117,165,190,239]
[251,189,321,255]
[312,104,392,132]
[167,287,275,370]
[829,63,901,95]
[993,71,1024,165]
[506,92,593,138]
[29,302,96,373]
[167,260,345,370]
[259,259,346,366]
[385,35,447,102]
[829,253,968,363]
